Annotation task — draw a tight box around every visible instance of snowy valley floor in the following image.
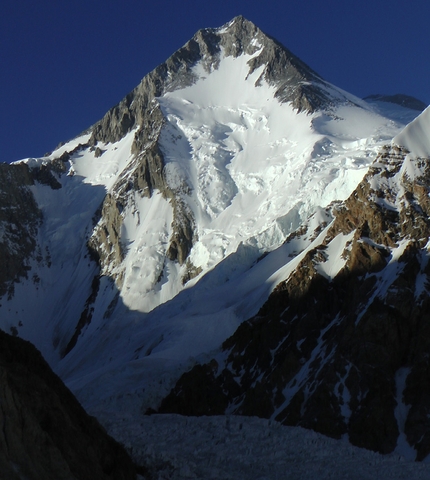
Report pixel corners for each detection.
[97,412,430,479]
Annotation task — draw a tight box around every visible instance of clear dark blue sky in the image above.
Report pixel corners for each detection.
[2,0,429,163]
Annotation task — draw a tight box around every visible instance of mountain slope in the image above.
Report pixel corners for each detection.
[158,106,430,460]
[0,16,426,460]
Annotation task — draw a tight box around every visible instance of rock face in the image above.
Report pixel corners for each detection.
[0,163,42,299]
[0,329,137,480]
[0,152,81,301]
[158,138,430,460]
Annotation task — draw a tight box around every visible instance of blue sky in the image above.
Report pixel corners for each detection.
[2,0,429,162]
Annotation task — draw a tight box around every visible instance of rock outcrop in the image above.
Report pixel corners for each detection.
[0,163,42,298]
[158,142,430,460]
[88,113,196,284]
[0,329,137,480]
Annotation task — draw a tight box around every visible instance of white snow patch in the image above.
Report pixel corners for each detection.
[335,363,353,421]
[120,192,175,313]
[315,231,354,279]
[393,106,430,158]
[69,129,137,190]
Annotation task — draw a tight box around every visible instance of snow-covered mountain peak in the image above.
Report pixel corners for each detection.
[49,16,413,323]
[2,17,430,465]
[211,16,349,111]
[88,16,359,150]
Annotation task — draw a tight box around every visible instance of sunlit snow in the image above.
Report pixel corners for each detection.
[393,106,430,158]
[157,51,409,283]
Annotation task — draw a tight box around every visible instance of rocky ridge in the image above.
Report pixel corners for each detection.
[158,128,430,460]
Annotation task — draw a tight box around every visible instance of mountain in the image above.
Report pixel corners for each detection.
[0,16,428,464]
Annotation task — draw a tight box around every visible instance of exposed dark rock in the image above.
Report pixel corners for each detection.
[89,193,125,284]
[31,163,62,189]
[94,147,105,157]
[158,363,229,416]
[0,329,137,479]
[63,275,101,357]
[0,163,42,298]
[166,198,195,265]
[181,259,203,285]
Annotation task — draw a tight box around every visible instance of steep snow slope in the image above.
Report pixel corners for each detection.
[393,106,430,158]
[157,50,410,277]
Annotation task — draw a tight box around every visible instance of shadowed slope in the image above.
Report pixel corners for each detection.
[0,330,137,480]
